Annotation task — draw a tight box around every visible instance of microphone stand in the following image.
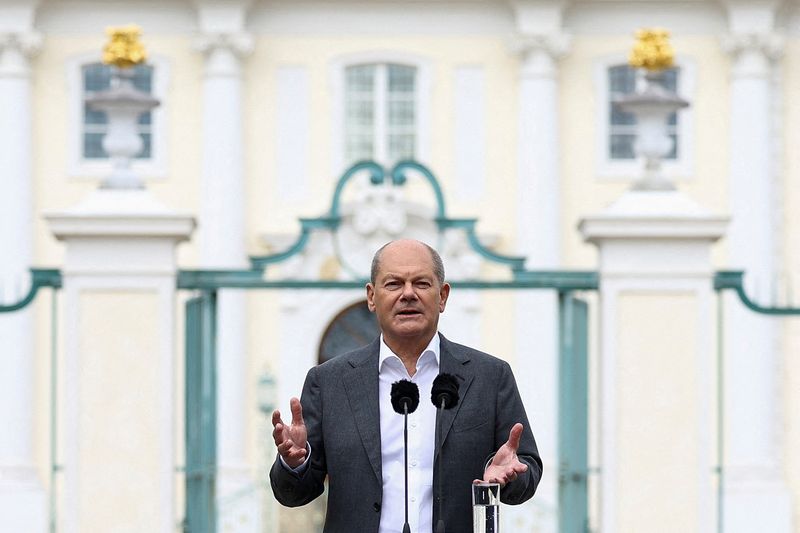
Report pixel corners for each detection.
[403,403,411,533]
[431,373,459,533]
[435,397,446,533]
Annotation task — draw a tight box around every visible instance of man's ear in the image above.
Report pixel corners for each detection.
[366,283,376,312]
[438,282,451,313]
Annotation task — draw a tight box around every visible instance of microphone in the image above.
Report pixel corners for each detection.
[391,379,420,415]
[391,380,419,533]
[431,373,460,533]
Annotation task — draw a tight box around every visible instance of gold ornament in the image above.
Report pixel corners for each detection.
[629,28,674,71]
[102,25,147,69]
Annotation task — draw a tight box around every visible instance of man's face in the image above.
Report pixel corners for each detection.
[366,241,450,345]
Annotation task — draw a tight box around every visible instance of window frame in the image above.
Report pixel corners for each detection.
[66,51,170,179]
[330,51,431,174]
[594,53,695,180]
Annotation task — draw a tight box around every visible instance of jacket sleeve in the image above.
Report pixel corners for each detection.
[269,365,328,507]
[489,360,543,505]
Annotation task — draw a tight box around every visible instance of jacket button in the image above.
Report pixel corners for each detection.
[373,502,381,512]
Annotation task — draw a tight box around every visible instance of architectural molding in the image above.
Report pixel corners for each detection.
[721,32,784,78]
[0,31,41,77]
[193,32,254,61]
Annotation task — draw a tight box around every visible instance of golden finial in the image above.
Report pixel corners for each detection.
[102,25,147,68]
[629,28,674,71]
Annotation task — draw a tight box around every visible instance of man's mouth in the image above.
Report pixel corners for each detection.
[397,309,422,316]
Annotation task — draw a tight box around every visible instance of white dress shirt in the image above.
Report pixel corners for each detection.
[378,334,439,533]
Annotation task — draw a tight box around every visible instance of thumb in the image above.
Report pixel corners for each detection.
[290,397,304,426]
[507,423,523,451]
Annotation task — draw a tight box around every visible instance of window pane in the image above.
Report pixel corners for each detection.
[388,134,414,161]
[609,65,635,94]
[610,134,636,160]
[388,100,414,126]
[84,133,107,159]
[85,104,107,125]
[346,135,373,162]
[610,104,636,126]
[666,133,677,159]
[138,133,151,159]
[388,64,415,93]
[346,100,374,126]
[346,65,374,92]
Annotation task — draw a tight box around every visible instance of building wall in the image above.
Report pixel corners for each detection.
[7,0,800,531]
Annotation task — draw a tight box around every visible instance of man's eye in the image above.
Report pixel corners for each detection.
[416,281,431,289]
[385,281,400,289]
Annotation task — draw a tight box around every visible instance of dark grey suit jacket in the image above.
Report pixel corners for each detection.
[270,333,542,533]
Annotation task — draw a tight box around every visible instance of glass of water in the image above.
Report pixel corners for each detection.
[472,482,500,533]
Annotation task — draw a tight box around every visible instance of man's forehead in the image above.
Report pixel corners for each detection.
[377,265,436,279]
[378,244,435,271]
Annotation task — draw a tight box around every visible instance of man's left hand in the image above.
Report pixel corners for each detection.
[476,423,528,486]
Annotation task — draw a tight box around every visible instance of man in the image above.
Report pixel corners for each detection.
[270,239,542,532]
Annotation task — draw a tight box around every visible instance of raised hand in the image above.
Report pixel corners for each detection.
[272,397,308,469]
[477,423,528,486]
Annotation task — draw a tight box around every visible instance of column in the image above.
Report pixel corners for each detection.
[580,190,727,533]
[722,19,792,532]
[0,29,45,533]
[509,3,570,528]
[194,7,259,529]
[45,191,194,533]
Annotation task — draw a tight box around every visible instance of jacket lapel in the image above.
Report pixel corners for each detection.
[342,339,383,484]
[436,333,475,461]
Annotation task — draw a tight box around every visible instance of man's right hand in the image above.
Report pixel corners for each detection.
[272,397,308,469]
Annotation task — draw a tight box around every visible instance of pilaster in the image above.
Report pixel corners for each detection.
[720,3,792,530]
[194,2,259,530]
[0,20,46,533]
[508,3,570,530]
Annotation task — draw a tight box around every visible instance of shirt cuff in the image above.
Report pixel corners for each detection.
[279,443,312,474]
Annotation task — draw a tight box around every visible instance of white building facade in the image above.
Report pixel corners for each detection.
[0,0,799,532]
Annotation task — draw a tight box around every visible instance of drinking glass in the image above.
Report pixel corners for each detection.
[472,482,500,533]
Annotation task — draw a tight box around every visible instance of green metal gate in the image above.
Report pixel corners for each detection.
[184,291,218,533]
[177,160,599,533]
[558,293,589,533]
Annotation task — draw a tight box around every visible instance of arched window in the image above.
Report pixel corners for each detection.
[318,301,380,364]
[345,63,417,165]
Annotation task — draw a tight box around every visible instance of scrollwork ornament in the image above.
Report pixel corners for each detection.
[509,32,571,62]
[0,31,43,60]
[722,32,784,62]
[193,31,254,59]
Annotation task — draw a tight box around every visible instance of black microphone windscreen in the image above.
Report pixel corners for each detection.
[431,373,459,409]
[390,379,420,414]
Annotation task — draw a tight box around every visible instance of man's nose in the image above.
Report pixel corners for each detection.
[400,282,417,300]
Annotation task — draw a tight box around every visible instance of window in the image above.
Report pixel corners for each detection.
[608,65,679,160]
[344,63,417,165]
[595,56,694,179]
[67,53,168,178]
[82,62,154,159]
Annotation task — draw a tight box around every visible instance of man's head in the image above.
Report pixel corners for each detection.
[366,239,450,348]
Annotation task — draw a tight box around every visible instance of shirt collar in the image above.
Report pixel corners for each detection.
[379,333,440,372]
